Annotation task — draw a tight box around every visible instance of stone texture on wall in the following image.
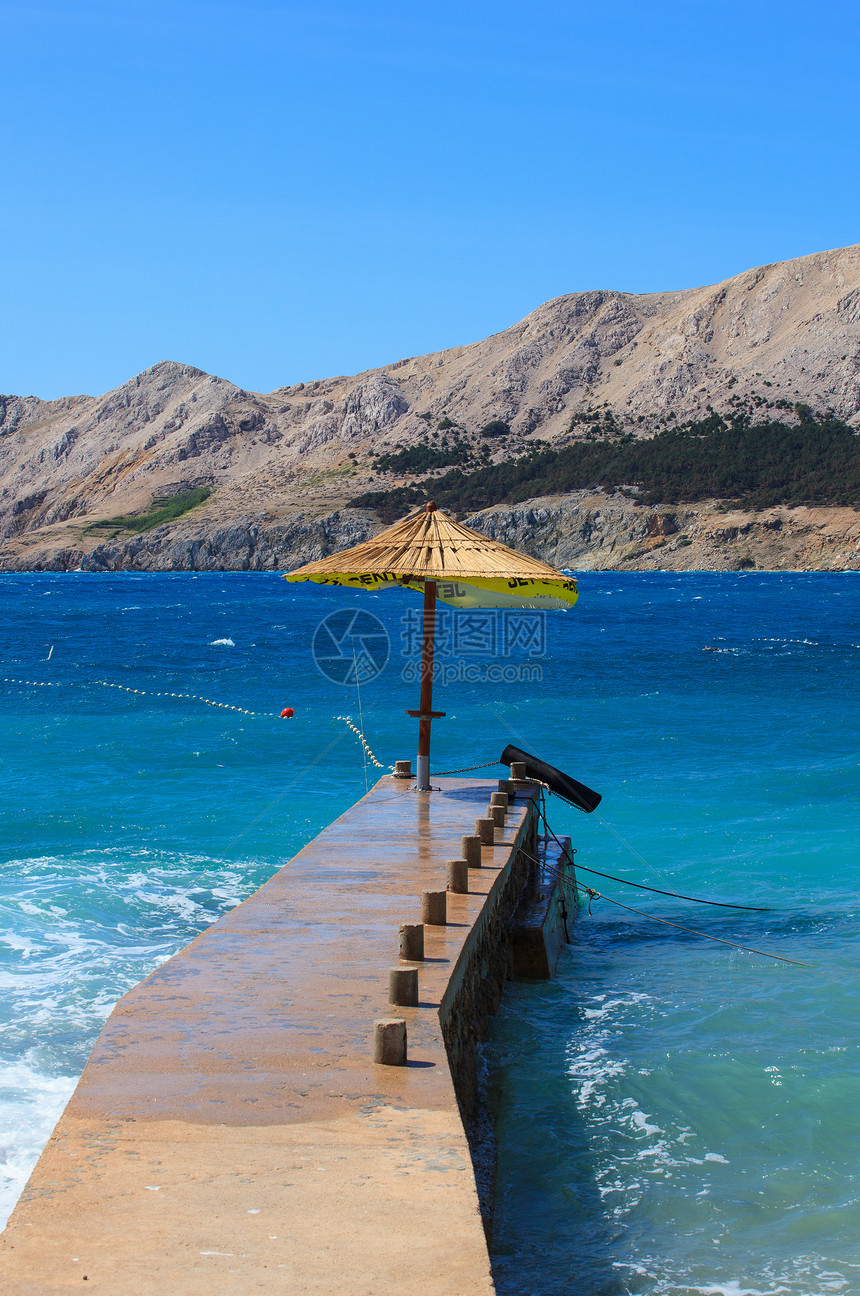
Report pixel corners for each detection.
[438,795,540,1230]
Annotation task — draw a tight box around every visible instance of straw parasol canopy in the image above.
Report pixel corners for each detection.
[284,503,579,610]
[284,503,579,788]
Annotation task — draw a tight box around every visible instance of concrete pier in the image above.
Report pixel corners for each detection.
[0,777,539,1295]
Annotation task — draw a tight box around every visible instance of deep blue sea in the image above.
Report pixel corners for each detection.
[1,571,857,1296]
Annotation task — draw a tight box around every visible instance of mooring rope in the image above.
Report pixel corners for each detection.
[329,724,503,779]
[331,718,502,777]
[541,793,766,917]
[570,861,771,911]
[578,886,812,969]
[592,809,672,883]
[538,787,766,912]
[517,843,810,968]
[538,793,771,917]
[430,760,500,776]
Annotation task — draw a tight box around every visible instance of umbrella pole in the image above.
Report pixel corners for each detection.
[416,580,437,791]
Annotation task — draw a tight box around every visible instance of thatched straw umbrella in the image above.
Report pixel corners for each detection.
[285,503,579,789]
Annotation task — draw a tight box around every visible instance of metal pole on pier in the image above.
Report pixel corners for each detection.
[413,578,437,790]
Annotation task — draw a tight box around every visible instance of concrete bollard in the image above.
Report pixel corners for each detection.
[490,791,509,810]
[421,890,447,925]
[446,858,468,893]
[461,834,482,868]
[389,966,418,1007]
[489,804,506,827]
[510,761,527,781]
[476,816,495,845]
[399,922,424,961]
[393,759,413,779]
[374,1018,407,1065]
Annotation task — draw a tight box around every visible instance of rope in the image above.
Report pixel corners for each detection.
[537,791,583,858]
[326,725,501,779]
[537,795,771,911]
[2,677,62,686]
[96,681,256,715]
[223,731,347,852]
[430,760,500,776]
[569,861,770,911]
[578,885,813,969]
[334,716,390,769]
[593,809,672,883]
[350,639,370,792]
[3,676,258,715]
[752,637,860,649]
[517,843,811,968]
[326,730,502,779]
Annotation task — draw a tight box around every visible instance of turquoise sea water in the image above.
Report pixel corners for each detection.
[0,572,857,1295]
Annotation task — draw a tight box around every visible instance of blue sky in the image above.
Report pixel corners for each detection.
[2,0,858,399]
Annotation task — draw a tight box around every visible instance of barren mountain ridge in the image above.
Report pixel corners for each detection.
[2,243,860,572]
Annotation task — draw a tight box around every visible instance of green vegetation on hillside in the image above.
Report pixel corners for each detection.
[371,439,477,474]
[86,486,212,536]
[350,408,860,521]
[479,419,511,438]
[355,485,428,522]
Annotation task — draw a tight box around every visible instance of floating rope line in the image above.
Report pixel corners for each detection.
[701,638,860,651]
[96,682,257,714]
[3,677,62,687]
[755,637,823,645]
[334,716,390,769]
[350,640,370,793]
[330,722,502,777]
[3,677,258,715]
[752,637,860,648]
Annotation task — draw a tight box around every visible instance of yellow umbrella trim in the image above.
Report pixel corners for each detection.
[284,570,578,610]
[283,505,578,608]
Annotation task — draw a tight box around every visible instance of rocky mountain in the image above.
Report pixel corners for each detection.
[2,243,859,572]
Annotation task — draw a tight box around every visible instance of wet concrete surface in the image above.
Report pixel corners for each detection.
[0,777,534,1294]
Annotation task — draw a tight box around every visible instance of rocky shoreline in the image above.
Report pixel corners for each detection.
[2,243,859,574]
[1,492,857,573]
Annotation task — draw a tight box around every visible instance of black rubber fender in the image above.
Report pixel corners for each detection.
[500,744,602,813]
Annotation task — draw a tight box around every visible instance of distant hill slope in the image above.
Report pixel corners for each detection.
[1,242,859,572]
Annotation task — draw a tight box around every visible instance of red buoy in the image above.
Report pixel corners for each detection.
[280,707,295,718]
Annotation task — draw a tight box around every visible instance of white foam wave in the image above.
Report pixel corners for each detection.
[0,849,259,1228]
[581,991,652,1022]
[629,1106,663,1140]
[209,638,235,646]
[689,1285,791,1296]
[564,988,723,1213]
[0,1059,77,1229]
